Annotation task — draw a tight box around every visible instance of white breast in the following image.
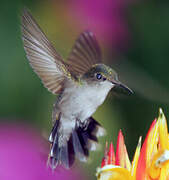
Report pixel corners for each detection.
[59,80,113,122]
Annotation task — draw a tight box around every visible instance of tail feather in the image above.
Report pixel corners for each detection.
[67,135,75,167]
[49,141,70,169]
[60,143,69,168]
[48,116,105,169]
[72,131,87,162]
[49,119,59,143]
[77,130,89,156]
[85,117,99,142]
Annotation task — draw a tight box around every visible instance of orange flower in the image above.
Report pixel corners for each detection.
[96,130,141,180]
[96,108,169,180]
[137,108,169,180]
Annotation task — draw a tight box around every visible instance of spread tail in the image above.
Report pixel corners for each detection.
[48,117,106,169]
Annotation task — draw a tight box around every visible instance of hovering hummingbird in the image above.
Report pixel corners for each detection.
[21,9,133,169]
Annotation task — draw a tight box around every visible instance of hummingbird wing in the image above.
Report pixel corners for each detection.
[21,9,71,94]
[67,31,102,75]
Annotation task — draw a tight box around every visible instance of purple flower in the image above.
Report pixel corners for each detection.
[0,123,83,180]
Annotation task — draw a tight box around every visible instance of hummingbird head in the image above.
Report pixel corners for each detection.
[82,64,133,95]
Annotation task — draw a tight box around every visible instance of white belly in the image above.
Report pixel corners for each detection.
[58,81,113,122]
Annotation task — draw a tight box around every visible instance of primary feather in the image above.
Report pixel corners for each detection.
[21,9,70,94]
[67,30,102,75]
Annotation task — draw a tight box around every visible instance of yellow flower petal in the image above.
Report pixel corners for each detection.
[148,150,162,179]
[159,162,169,180]
[148,143,169,179]
[146,119,159,167]
[108,167,132,180]
[97,165,132,180]
[131,136,142,178]
[158,108,169,150]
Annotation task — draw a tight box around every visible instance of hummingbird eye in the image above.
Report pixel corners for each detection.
[96,73,102,80]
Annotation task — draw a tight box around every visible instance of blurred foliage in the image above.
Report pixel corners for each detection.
[1,0,169,179]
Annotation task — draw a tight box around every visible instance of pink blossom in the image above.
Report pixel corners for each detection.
[0,123,83,180]
[67,0,131,48]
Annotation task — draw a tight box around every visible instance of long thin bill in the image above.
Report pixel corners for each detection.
[113,82,133,95]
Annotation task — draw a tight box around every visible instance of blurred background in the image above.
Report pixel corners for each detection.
[1,0,169,179]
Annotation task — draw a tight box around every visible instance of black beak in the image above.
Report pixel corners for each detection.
[112,81,133,95]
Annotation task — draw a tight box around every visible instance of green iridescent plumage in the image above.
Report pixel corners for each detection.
[83,64,118,81]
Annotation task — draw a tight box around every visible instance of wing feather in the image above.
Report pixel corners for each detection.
[67,31,102,75]
[21,9,70,94]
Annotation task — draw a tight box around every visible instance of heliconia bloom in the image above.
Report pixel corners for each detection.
[96,108,169,180]
[137,108,169,180]
[96,130,141,179]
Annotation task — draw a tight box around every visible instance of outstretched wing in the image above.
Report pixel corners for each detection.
[21,9,71,94]
[67,31,102,76]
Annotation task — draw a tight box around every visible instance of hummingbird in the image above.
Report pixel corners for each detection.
[21,9,133,169]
